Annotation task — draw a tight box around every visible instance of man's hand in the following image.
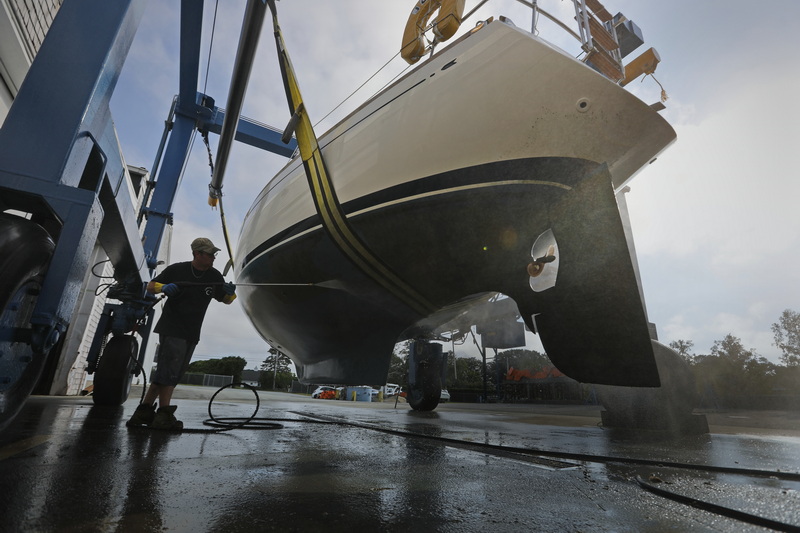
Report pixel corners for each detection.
[221,281,237,304]
[162,283,180,297]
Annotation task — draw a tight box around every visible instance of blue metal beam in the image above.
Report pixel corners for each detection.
[138,0,206,268]
[141,0,296,265]
[179,0,205,110]
[0,0,148,348]
[208,0,269,202]
[139,113,198,268]
[204,108,297,158]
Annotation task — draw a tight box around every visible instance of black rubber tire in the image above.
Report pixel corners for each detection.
[407,342,442,411]
[92,334,138,406]
[0,214,55,431]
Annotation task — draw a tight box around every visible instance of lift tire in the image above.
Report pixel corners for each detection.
[407,342,443,411]
[407,373,441,411]
[0,214,55,431]
[92,334,138,406]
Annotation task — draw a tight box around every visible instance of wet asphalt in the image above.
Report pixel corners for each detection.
[1,386,799,532]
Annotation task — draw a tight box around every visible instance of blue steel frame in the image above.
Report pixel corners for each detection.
[0,0,295,390]
[141,0,296,271]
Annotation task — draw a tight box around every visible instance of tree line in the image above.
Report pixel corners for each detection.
[257,347,294,390]
[186,356,247,383]
[185,347,296,391]
[186,309,800,407]
[386,309,800,408]
[667,308,799,408]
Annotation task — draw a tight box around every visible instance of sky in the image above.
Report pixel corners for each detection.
[110,0,800,371]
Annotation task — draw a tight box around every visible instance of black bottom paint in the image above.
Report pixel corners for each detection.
[240,157,658,386]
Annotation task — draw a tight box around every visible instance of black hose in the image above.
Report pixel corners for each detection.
[131,382,287,434]
[300,412,800,531]
[637,476,800,532]
[300,412,800,483]
[198,382,283,432]
[127,342,318,433]
[192,384,332,433]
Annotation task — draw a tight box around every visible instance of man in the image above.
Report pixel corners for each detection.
[127,237,236,430]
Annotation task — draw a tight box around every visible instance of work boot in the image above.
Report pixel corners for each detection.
[126,403,156,427]
[150,405,183,430]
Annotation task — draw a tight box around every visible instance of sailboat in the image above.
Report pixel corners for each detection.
[235,0,676,408]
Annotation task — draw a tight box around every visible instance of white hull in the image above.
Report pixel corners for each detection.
[238,19,673,265]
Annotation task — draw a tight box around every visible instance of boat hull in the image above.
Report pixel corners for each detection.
[236,19,675,386]
[240,157,656,386]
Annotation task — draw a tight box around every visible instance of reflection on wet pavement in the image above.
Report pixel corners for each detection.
[0,391,798,531]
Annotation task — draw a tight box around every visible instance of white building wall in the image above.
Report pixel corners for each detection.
[59,247,114,395]
[0,0,62,123]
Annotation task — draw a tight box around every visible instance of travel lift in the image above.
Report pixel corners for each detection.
[0,0,704,433]
[0,0,296,430]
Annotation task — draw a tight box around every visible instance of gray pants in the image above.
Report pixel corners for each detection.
[152,335,197,386]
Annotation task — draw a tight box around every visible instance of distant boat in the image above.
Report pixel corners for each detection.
[235,1,676,404]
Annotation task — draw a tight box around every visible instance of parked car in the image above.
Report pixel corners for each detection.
[440,390,450,402]
[311,386,335,399]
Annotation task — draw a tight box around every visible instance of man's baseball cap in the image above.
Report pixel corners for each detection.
[191,237,221,255]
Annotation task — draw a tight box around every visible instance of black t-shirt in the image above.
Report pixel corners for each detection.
[152,261,226,343]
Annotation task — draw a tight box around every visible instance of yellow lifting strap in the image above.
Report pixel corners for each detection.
[266,1,436,316]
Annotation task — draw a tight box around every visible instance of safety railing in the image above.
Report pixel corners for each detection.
[513,0,626,81]
[504,0,655,85]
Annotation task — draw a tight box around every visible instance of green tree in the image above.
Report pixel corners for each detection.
[773,365,800,397]
[186,359,213,374]
[386,351,407,387]
[772,309,800,366]
[492,348,551,373]
[259,347,294,390]
[691,334,776,404]
[711,334,757,367]
[448,356,484,389]
[187,356,247,382]
[669,339,695,363]
[485,348,550,390]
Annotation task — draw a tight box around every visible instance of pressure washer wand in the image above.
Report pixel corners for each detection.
[175,280,342,289]
[236,282,318,287]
